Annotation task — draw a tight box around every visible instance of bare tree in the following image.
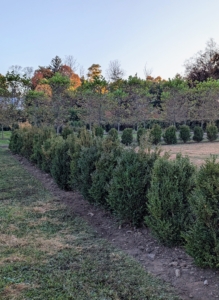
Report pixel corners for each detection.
[9,65,22,75]
[23,67,34,79]
[64,55,79,73]
[79,65,85,78]
[143,63,153,79]
[184,39,219,82]
[106,60,125,82]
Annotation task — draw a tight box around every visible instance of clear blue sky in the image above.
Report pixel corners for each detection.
[1,0,219,79]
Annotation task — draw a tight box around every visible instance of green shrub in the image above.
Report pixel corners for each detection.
[108,128,118,141]
[76,141,101,201]
[95,126,104,138]
[184,156,219,267]
[137,128,146,145]
[179,125,191,143]
[41,135,63,173]
[206,123,218,142]
[9,129,23,154]
[12,123,19,130]
[61,126,73,139]
[31,127,54,167]
[193,126,203,142]
[149,124,162,145]
[107,149,160,226]
[20,128,38,159]
[49,134,77,190]
[89,136,122,206]
[145,154,196,246]
[163,126,177,144]
[70,128,93,190]
[121,128,133,145]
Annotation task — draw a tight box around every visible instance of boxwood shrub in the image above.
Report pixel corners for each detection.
[145,154,196,246]
[184,156,219,267]
[107,149,159,226]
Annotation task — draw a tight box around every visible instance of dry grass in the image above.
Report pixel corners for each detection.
[0,255,26,266]
[2,283,30,300]
[161,142,219,166]
[33,236,72,254]
[0,234,28,248]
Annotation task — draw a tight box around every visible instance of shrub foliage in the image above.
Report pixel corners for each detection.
[121,128,133,145]
[206,123,218,142]
[107,149,159,226]
[193,126,204,142]
[179,125,191,143]
[163,126,177,144]
[149,124,162,145]
[145,154,196,246]
[137,128,146,145]
[184,156,219,267]
[89,136,121,206]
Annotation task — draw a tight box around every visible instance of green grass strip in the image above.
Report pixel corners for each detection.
[0,148,179,300]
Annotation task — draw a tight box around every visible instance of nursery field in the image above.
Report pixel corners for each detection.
[0,147,179,300]
[161,141,219,166]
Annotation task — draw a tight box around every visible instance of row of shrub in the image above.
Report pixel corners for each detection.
[9,126,219,268]
[121,123,219,146]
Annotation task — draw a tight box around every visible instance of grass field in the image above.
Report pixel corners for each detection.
[0,131,11,146]
[161,141,219,166]
[0,147,179,300]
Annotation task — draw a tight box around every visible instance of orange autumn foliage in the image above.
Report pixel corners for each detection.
[35,84,52,98]
[69,73,81,90]
[32,71,44,89]
[59,65,73,78]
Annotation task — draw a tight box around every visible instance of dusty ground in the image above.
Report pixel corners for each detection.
[9,148,219,300]
[161,141,219,167]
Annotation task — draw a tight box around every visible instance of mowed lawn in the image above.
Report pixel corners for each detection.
[161,141,219,167]
[0,147,179,300]
[0,131,11,146]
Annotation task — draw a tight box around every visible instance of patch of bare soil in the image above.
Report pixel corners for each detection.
[13,152,219,300]
[161,141,219,167]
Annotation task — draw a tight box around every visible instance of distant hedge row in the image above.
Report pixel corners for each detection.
[9,126,219,268]
[124,123,219,146]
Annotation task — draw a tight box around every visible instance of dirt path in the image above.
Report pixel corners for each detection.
[13,152,219,300]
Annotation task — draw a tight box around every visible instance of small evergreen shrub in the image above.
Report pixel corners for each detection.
[50,137,72,190]
[41,135,63,173]
[12,123,19,130]
[20,128,38,159]
[107,149,160,226]
[137,128,146,145]
[31,127,54,167]
[184,156,219,267]
[9,129,23,154]
[206,123,218,142]
[163,126,177,144]
[121,128,133,145]
[149,124,162,145]
[95,126,104,138]
[76,141,101,201]
[179,125,191,143]
[89,136,121,206]
[61,126,73,139]
[145,154,196,246]
[48,134,76,189]
[70,128,93,190]
[108,128,118,141]
[193,126,203,142]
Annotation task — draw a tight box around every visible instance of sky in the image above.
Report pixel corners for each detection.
[1,0,219,80]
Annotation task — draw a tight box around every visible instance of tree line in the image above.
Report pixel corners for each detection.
[1,39,219,133]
